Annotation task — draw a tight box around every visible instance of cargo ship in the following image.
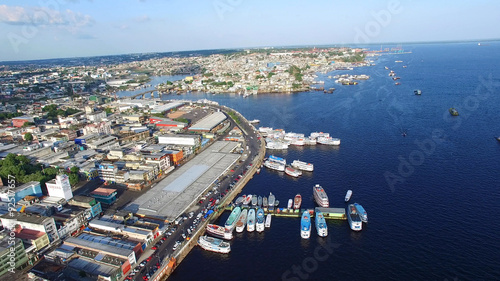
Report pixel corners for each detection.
[256,208,265,232]
[285,166,302,177]
[293,194,302,209]
[347,204,362,231]
[247,209,256,232]
[354,203,368,223]
[315,211,328,237]
[313,184,329,207]
[300,211,311,239]
[206,224,233,240]
[235,209,248,233]
[291,160,314,172]
[224,206,241,232]
[198,235,231,254]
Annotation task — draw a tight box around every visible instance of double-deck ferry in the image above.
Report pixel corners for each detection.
[224,207,241,232]
[247,209,256,232]
[235,209,248,233]
[313,184,329,207]
[347,204,362,231]
[291,160,314,172]
[301,211,311,239]
[315,211,328,237]
[198,235,231,253]
[256,208,265,232]
[206,224,233,240]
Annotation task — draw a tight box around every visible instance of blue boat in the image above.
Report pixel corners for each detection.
[315,210,328,237]
[268,155,286,165]
[256,208,265,232]
[300,211,311,239]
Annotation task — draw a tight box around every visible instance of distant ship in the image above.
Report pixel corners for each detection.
[225,206,241,232]
[300,211,311,239]
[313,184,329,207]
[263,160,285,172]
[449,108,459,116]
[285,166,302,177]
[347,204,362,231]
[354,203,368,223]
[198,235,231,253]
[249,119,260,124]
[293,194,302,209]
[206,224,233,240]
[345,190,352,202]
[256,208,265,232]
[265,214,272,228]
[235,209,248,233]
[414,89,422,95]
[315,210,328,237]
[247,209,256,232]
[291,160,314,172]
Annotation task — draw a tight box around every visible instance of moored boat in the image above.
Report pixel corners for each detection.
[263,196,268,208]
[293,194,302,209]
[243,195,252,206]
[263,160,285,172]
[251,195,257,206]
[247,209,256,232]
[257,196,262,207]
[268,155,287,165]
[347,204,362,231]
[287,199,293,209]
[291,160,314,172]
[256,208,265,232]
[198,235,231,253]
[225,207,241,232]
[268,193,275,211]
[300,211,311,239]
[266,141,289,150]
[317,136,341,146]
[235,209,248,233]
[315,210,328,237]
[206,224,233,240]
[235,196,244,205]
[313,184,329,207]
[265,214,272,228]
[285,166,302,177]
[345,190,352,202]
[354,203,368,223]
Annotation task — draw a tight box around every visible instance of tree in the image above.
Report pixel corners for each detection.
[69,173,79,186]
[24,133,33,142]
[70,166,80,174]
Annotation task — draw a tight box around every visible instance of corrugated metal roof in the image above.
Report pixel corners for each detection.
[189,111,226,131]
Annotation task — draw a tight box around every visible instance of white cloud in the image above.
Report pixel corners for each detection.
[0,4,94,28]
[134,15,151,23]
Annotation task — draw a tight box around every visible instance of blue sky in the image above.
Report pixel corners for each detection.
[1,0,499,61]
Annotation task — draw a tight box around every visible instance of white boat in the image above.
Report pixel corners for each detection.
[247,209,256,232]
[285,166,302,177]
[287,199,293,209]
[234,196,244,205]
[304,137,317,145]
[263,197,268,208]
[310,132,330,138]
[251,195,257,206]
[235,209,248,233]
[257,196,262,207]
[224,207,241,232]
[265,214,272,228]
[293,194,302,209]
[263,160,285,172]
[249,119,260,124]
[268,155,286,165]
[345,190,352,202]
[198,235,231,253]
[266,141,289,150]
[347,204,362,231]
[354,203,368,223]
[291,160,314,172]
[315,210,328,237]
[290,138,305,146]
[300,211,311,239]
[258,127,273,133]
[313,184,329,207]
[268,193,276,211]
[256,208,265,232]
[206,224,233,240]
[242,195,252,206]
[317,136,341,146]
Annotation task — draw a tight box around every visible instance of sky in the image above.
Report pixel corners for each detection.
[1,0,499,61]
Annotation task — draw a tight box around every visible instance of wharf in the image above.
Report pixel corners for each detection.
[224,205,346,220]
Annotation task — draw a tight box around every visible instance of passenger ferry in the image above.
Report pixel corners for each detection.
[347,204,362,231]
[291,160,314,172]
[268,155,286,165]
[256,208,265,232]
[198,235,231,254]
[225,207,241,232]
[206,224,233,240]
[266,141,289,150]
[300,211,311,239]
[293,194,302,209]
[235,209,248,233]
[317,136,341,146]
[285,166,302,177]
[313,184,329,207]
[263,160,285,172]
[247,209,256,232]
[354,203,368,223]
[315,211,328,237]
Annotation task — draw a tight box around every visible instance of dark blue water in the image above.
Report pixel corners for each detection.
[155,42,500,281]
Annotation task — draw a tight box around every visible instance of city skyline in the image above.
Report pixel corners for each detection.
[1,0,500,61]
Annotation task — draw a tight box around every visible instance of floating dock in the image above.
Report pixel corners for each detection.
[225,205,346,220]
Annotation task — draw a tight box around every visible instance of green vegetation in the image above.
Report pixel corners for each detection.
[174,117,189,124]
[0,112,23,120]
[42,104,80,120]
[227,111,240,124]
[341,53,366,62]
[203,72,214,77]
[288,65,303,81]
[0,154,56,187]
[255,75,265,79]
[267,72,276,79]
[292,83,302,89]
[105,107,113,115]
[24,132,33,142]
[151,113,165,118]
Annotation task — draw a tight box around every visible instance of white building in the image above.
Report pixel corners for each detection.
[45,175,73,201]
[158,134,201,147]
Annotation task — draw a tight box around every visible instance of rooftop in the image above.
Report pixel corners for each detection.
[91,188,117,197]
[189,111,226,131]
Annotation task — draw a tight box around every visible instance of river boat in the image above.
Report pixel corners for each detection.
[198,235,231,254]
[224,207,241,232]
[310,132,330,138]
[235,196,244,205]
[251,195,257,206]
[256,209,265,232]
[304,137,317,145]
[291,160,314,172]
[345,190,352,202]
[266,141,289,150]
[287,199,293,209]
[354,203,368,223]
[294,194,302,209]
[315,211,328,237]
[414,89,422,95]
[395,82,401,85]
[347,204,362,231]
[285,166,302,177]
[249,119,260,124]
[206,224,233,240]
[247,209,256,232]
[257,196,262,207]
[317,136,341,146]
[449,108,459,116]
[268,155,286,165]
[274,200,279,207]
[313,184,329,207]
[243,195,252,206]
[263,160,285,172]
[235,209,248,233]
[263,197,268,208]
[300,211,311,239]
[265,214,272,228]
